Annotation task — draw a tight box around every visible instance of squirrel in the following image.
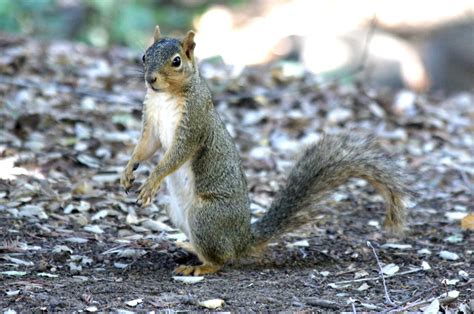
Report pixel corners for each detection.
[120,26,411,276]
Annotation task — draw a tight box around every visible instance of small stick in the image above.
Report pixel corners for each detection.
[392,285,439,311]
[387,299,431,312]
[304,298,341,310]
[349,297,357,314]
[367,241,396,306]
[330,267,424,285]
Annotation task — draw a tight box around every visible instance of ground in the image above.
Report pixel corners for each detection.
[0,36,473,312]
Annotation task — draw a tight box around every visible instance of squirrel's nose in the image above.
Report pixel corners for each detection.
[146,75,157,84]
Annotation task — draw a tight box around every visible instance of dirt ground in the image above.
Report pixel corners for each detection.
[0,36,473,312]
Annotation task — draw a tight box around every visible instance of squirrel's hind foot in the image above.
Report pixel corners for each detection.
[174,263,221,276]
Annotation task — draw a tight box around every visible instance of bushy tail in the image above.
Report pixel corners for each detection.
[250,134,411,247]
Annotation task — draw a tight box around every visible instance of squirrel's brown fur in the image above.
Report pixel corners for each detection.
[120,26,411,276]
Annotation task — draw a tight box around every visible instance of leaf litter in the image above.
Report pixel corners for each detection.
[0,36,473,312]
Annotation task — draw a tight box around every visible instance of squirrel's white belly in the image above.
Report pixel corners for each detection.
[166,162,195,237]
[154,92,181,149]
[147,91,195,237]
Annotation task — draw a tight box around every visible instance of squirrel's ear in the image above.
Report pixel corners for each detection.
[182,31,196,59]
[153,25,161,42]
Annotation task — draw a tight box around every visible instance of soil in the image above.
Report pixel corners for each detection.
[0,36,472,312]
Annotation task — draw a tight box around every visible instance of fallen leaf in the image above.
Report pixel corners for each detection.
[438,290,459,304]
[37,272,59,278]
[64,237,88,244]
[173,276,205,284]
[199,299,224,309]
[421,261,431,270]
[422,298,439,314]
[91,209,109,221]
[5,290,20,296]
[85,306,98,312]
[444,234,463,243]
[84,225,104,234]
[445,211,468,221]
[53,245,73,254]
[328,283,350,289]
[357,282,370,291]
[417,248,432,255]
[287,239,309,247]
[1,271,27,276]
[2,255,34,266]
[382,263,399,276]
[439,251,459,261]
[381,243,412,250]
[354,270,369,279]
[19,205,48,219]
[118,248,146,258]
[458,270,469,281]
[320,271,330,277]
[166,233,187,241]
[441,279,459,286]
[113,262,128,269]
[142,219,174,232]
[125,298,142,307]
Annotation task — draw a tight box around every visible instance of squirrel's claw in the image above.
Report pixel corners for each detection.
[124,179,134,195]
[120,167,136,194]
[136,178,160,207]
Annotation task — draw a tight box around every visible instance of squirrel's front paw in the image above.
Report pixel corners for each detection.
[120,163,139,193]
[120,170,135,193]
[137,177,160,207]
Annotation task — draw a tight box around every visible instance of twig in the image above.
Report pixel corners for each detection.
[384,285,439,313]
[387,299,430,312]
[367,241,396,306]
[349,297,357,314]
[101,244,129,255]
[303,298,341,310]
[330,267,424,285]
[397,285,438,308]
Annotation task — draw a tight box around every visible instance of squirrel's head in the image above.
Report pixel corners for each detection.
[142,26,196,93]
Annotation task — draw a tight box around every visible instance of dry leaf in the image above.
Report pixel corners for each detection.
[199,299,224,309]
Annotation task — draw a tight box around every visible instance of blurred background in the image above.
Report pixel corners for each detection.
[1,0,473,93]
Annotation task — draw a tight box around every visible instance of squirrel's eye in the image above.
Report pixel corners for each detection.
[141,54,145,63]
[171,56,181,67]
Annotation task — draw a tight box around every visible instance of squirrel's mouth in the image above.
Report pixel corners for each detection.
[146,82,160,92]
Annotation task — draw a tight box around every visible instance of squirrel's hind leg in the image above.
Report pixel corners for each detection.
[173,241,224,275]
[173,199,237,275]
